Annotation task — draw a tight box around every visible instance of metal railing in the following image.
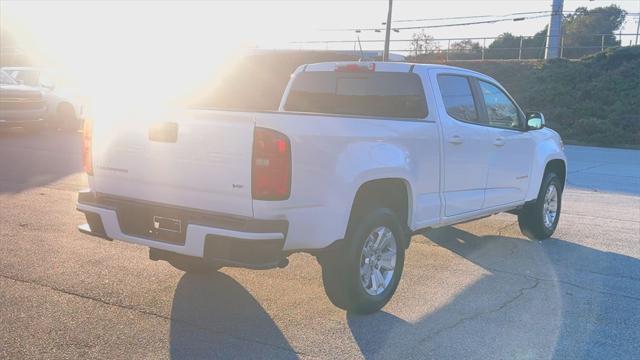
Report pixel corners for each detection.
[291,33,640,61]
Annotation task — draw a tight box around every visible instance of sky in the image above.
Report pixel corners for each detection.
[1,0,638,105]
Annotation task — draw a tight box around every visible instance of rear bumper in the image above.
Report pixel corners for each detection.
[76,191,288,269]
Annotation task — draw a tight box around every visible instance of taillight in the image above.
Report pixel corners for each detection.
[252,127,291,200]
[82,118,93,175]
[335,63,376,72]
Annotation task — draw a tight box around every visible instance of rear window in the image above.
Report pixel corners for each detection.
[284,71,428,119]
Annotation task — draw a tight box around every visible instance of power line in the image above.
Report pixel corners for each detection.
[291,33,640,45]
[325,10,640,33]
[395,14,551,31]
[322,14,551,33]
[387,11,639,24]
[385,10,557,24]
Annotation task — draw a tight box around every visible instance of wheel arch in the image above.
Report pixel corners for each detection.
[346,178,413,248]
[545,159,567,190]
[525,132,567,202]
[56,101,75,116]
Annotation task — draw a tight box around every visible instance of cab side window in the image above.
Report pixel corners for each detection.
[478,81,522,129]
[437,75,479,123]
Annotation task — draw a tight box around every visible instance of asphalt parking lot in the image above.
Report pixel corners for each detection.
[1,130,639,359]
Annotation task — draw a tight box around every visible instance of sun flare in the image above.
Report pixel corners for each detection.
[1,1,262,118]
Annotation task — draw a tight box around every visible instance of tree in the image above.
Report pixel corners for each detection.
[450,39,481,52]
[409,30,439,57]
[488,5,627,59]
[562,5,626,57]
[488,30,547,60]
[449,39,482,60]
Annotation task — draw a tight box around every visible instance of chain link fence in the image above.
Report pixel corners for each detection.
[292,32,640,61]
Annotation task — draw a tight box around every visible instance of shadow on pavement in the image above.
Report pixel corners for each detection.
[348,226,640,359]
[169,272,298,359]
[0,129,82,193]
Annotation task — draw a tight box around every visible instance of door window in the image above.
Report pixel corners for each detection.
[478,81,522,129]
[437,75,479,123]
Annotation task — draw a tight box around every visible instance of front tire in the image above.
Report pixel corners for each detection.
[319,208,406,314]
[518,171,563,240]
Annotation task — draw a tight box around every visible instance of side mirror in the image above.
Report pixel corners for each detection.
[526,111,545,130]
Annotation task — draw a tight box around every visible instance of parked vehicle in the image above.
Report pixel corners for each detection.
[0,70,47,131]
[2,67,83,131]
[77,62,566,313]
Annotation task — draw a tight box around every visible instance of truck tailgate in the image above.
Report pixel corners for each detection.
[91,110,255,217]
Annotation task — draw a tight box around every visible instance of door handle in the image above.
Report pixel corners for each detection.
[493,137,506,147]
[448,135,463,145]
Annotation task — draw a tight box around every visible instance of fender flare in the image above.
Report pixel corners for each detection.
[526,152,567,201]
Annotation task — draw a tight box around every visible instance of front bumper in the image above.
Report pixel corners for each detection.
[77,191,288,269]
[0,116,46,128]
[0,107,47,125]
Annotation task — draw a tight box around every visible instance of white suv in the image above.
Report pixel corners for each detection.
[77,62,566,313]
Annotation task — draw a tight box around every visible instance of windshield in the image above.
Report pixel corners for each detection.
[0,70,18,85]
[10,70,41,86]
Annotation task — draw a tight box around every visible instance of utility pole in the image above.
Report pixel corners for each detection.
[632,15,640,45]
[383,0,393,61]
[545,0,564,59]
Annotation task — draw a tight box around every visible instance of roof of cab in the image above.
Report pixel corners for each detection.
[299,61,488,78]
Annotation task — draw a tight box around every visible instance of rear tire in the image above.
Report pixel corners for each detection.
[319,208,406,314]
[518,171,562,240]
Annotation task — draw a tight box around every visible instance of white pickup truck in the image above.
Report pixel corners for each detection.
[77,62,566,313]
